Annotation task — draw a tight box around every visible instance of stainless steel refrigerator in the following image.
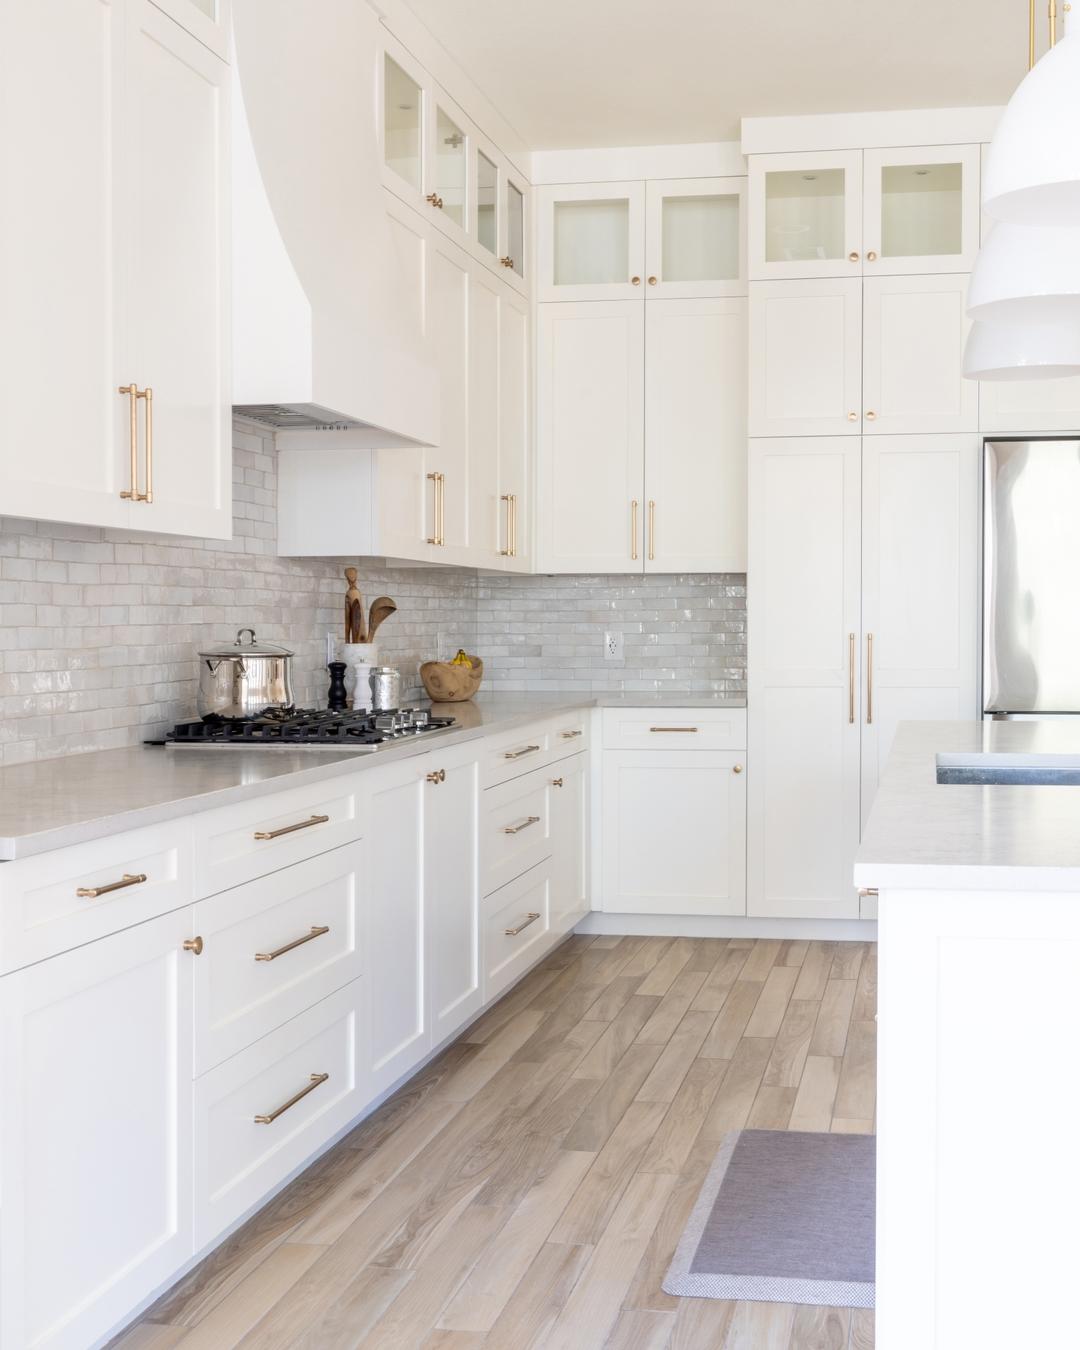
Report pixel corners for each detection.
[983,437,1080,718]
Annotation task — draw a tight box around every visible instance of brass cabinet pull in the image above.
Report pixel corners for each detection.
[859,887,879,897]
[733,764,744,774]
[649,725,698,733]
[118,384,139,500]
[647,275,657,285]
[118,386,153,502]
[183,936,204,955]
[631,499,639,560]
[504,912,541,937]
[847,411,858,421]
[426,471,445,546]
[253,814,330,841]
[848,250,860,262]
[254,1072,329,1125]
[255,925,330,962]
[503,744,540,760]
[502,815,541,835]
[648,499,656,561]
[426,768,446,784]
[866,632,874,725]
[499,493,517,557]
[865,410,877,421]
[426,192,444,209]
[848,632,856,724]
[867,250,879,261]
[499,255,514,268]
[551,777,564,787]
[631,275,641,285]
[559,729,583,739]
[139,387,153,502]
[76,871,147,898]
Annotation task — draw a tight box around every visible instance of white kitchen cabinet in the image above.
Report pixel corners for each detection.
[747,437,862,921]
[537,181,647,301]
[483,862,553,1000]
[749,278,862,437]
[0,0,231,539]
[537,301,646,572]
[497,287,531,569]
[862,274,976,434]
[863,144,980,275]
[468,263,502,563]
[501,165,529,295]
[427,230,472,557]
[748,149,863,280]
[150,0,231,60]
[0,908,195,1350]
[425,744,482,1044]
[644,177,746,298]
[860,435,979,823]
[600,748,746,917]
[644,297,747,571]
[550,752,589,934]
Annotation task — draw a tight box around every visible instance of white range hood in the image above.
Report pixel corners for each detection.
[231,0,437,447]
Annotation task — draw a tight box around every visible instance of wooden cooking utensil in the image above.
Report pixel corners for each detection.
[366,596,397,641]
[344,567,365,643]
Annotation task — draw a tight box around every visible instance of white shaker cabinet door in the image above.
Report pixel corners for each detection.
[0,0,131,530]
[426,232,472,559]
[749,278,862,437]
[644,298,747,572]
[550,751,589,934]
[124,0,231,539]
[862,274,977,435]
[747,437,862,920]
[468,264,501,564]
[537,301,646,573]
[497,287,531,570]
[0,909,194,1350]
[600,749,746,916]
[860,434,979,826]
[425,745,482,1044]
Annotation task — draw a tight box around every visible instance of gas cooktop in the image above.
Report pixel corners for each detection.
[160,707,458,751]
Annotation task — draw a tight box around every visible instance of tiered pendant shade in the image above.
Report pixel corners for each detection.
[968,222,1080,323]
[983,30,1080,224]
[963,316,1080,381]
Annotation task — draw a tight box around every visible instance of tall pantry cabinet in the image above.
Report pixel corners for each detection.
[747,140,981,920]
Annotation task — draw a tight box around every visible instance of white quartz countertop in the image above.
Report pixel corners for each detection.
[0,691,744,860]
[855,719,1080,891]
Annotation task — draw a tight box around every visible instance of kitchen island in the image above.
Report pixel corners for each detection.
[855,719,1080,1350]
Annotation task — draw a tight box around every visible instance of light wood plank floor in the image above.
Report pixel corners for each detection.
[113,934,877,1350]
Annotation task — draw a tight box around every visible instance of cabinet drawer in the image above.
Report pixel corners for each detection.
[193,774,364,898]
[193,980,366,1248]
[192,844,363,1074]
[483,864,552,1000]
[482,722,552,787]
[549,713,590,759]
[601,706,746,751]
[0,820,193,974]
[482,767,553,897]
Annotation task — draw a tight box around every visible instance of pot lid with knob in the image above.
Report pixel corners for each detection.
[198,627,294,660]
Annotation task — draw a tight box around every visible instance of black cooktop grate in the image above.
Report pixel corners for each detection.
[164,708,456,746]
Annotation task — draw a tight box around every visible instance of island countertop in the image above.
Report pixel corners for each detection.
[0,691,745,860]
[855,718,1080,892]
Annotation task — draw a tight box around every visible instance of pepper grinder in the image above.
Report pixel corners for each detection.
[326,661,348,712]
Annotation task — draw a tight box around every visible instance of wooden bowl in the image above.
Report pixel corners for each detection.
[420,656,484,702]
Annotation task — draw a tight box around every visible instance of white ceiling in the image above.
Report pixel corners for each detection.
[401,0,1040,149]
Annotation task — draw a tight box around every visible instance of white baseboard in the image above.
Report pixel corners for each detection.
[575,911,877,942]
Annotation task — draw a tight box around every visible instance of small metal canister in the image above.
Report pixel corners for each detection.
[368,665,402,711]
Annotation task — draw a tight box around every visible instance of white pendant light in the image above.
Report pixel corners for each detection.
[968,221,1080,322]
[983,28,1080,224]
[963,317,1080,381]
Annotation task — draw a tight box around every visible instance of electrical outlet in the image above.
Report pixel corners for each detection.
[604,631,624,661]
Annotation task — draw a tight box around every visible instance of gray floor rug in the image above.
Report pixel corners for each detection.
[663,1129,875,1308]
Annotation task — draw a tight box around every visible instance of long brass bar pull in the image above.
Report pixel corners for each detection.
[253,813,330,841]
[137,387,153,502]
[502,815,541,835]
[254,1073,329,1125]
[504,912,541,937]
[426,472,442,546]
[649,726,697,733]
[438,473,445,545]
[503,744,540,760]
[76,872,148,899]
[255,925,330,962]
[631,500,639,560]
[648,500,656,561]
[866,633,874,725]
[848,633,856,724]
[500,493,516,556]
[118,384,139,500]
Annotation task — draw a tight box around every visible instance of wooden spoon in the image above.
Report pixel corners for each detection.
[344,567,365,643]
[366,596,397,642]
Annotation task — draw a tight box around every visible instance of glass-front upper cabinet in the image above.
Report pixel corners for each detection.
[475,148,499,257]
[537,182,646,301]
[501,170,528,294]
[748,150,862,280]
[645,178,746,298]
[428,91,469,235]
[381,40,426,199]
[863,145,980,274]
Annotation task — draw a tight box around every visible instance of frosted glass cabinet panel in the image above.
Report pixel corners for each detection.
[864,145,980,274]
[645,177,746,298]
[749,150,862,279]
[433,104,467,229]
[538,182,645,300]
[476,150,497,254]
[506,179,525,279]
[383,54,423,192]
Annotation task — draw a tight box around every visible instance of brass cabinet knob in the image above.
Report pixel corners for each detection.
[426,193,444,209]
[631,276,641,285]
[847,411,858,421]
[426,768,446,784]
[732,764,743,774]
[551,777,564,788]
[647,276,657,285]
[499,255,514,268]
[183,936,204,956]
[865,410,877,421]
[848,250,860,262]
[867,250,879,261]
